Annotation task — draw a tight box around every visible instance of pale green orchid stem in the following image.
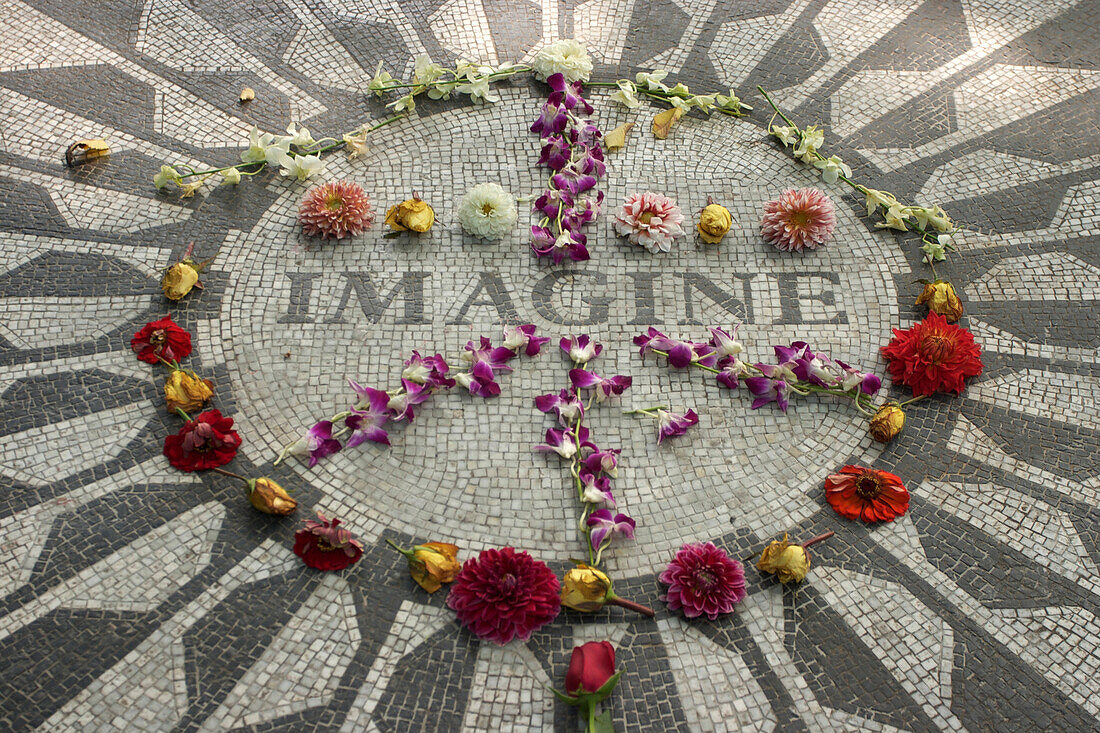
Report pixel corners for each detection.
[570,362,597,566]
[623,405,666,417]
[174,407,192,422]
[369,66,532,95]
[585,81,752,115]
[897,394,928,408]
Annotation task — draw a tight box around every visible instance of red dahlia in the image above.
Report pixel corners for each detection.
[163,409,241,471]
[298,180,375,239]
[825,465,909,522]
[446,547,561,644]
[293,512,364,571]
[881,312,982,396]
[131,316,192,364]
[659,541,746,620]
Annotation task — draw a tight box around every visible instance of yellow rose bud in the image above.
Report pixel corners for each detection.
[757,534,811,584]
[164,369,215,413]
[247,478,298,515]
[385,198,436,233]
[561,564,612,612]
[869,404,906,443]
[915,280,963,322]
[697,203,732,244]
[162,262,200,300]
[407,542,460,593]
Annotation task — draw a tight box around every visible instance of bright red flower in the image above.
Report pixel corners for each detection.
[446,547,561,644]
[293,512,364,571]
[565,641,616,695]
[131,316,192,364]
[881,313,982,396]
[825,465,909,522]
[162,409,241,471]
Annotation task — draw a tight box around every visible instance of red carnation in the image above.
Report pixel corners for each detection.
[131,316,192,364]
[881,312,982,396]
[162,409,241,471]
[446,547,561,644]
[293,512,364,571]
[825,465,909,522]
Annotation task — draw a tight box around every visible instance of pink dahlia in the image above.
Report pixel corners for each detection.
[446,547,561,644]
[298,180,375,239]
[614,191,686,253]
[660,541,746,620]
[760,187,836,252]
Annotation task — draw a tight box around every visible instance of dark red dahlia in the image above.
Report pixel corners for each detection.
[659,541,746,620]
[825,465,909,522]
[131,316,192,364]
[163,409,241,471]
[881,312,982,396]
[293,512,364,571]
[446,547,561,644]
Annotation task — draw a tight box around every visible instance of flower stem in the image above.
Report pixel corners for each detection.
[209,466,247,482]
[607,594,655,617]
[384,537,413,557]
[897,394,927,408]
[174,407,192,422]
[756,86,797,129]
[623,405,667,416]
[801,531,834,549]
[648,348,721,374]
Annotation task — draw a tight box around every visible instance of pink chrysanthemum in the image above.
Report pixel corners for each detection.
[298,180,375,239]
[446,547,561,644]
[760,187,836,252]
[614,191,686,254]
[660,541,747,620]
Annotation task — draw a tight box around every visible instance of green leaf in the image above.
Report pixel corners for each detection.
[546,685,581,706]
[590,709,615,733]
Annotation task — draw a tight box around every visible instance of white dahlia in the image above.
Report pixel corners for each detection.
[456,183,518,240]
[531,39,593,84]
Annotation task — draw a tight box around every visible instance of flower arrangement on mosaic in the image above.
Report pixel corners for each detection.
[277,325,546,467]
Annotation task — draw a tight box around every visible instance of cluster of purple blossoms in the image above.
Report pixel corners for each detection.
[635,324,882,415]
[534,335,635,563]
[285,326,546,467]
[529,73,605,264]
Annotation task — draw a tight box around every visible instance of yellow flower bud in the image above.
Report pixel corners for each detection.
[162,262,200,300]
[407,542,460,593]
[869,404,906,443]
[561,564,612,612]
[697,203,732,244]
[757,534,811,583]
[385,198,436,233]
[247,478,298,515]
[164,369,214,413]
[915,280,963,322]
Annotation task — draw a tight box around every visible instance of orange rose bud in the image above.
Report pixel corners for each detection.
[408,542,461,593]
[385,198,435,233]
[916,280,963,322]
[247,478,298,515]
[869,403,906,443]
[164,369,214,413]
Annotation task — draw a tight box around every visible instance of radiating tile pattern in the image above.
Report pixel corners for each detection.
[0,0,1098,730]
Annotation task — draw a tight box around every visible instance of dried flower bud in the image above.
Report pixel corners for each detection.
[916,280,963,322]
[248,477,298,515]
[757,534,811,583]
[164,369,215,413]
[385,198,436,233]
[407,542,460,592]
[652,106,684,139]
[604,122,634,151]
[239,87,255,103]
[162,262,200,300]
[869,404,906,443]
[697,203,732,244]
[65,139,110,167]
[561,564,612,612]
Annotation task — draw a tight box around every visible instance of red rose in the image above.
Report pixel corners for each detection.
[131,316,192,364]
[293,513,364,571]
[565,641,617,696]
[163,409,241,471]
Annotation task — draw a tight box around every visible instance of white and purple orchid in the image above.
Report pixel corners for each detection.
[560,334,602,364]
[586,509,636,550]
[288,420,342,467]
[535,388,585,425]
[579,471,616,506]
[502,324,550,357]
[569,368,632,402]
[656,408,699,444]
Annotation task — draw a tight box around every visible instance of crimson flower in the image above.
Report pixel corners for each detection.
[825,465,909,522]
[446,547,561,644]
[293,512,364,571]
[163,409,241,471]
[881,312,983,396]
[131,316,192,364]
[566,641,617,695]
[660,541,746,620]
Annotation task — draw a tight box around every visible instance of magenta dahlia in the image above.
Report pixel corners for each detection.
[614,191,686,253]
[446,547,561,644]
[298,180,375,239]
[760,187,836,252]
[660,541,747,620]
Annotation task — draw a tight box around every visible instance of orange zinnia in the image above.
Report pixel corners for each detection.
[825,465,909,522]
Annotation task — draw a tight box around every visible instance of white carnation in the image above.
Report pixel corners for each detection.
[456,183,517,240]
[531,39,593,83]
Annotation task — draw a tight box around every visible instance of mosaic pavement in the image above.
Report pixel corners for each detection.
[1,0,1098,730]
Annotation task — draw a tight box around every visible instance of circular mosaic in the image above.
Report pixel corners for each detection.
[210,88,908,573]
